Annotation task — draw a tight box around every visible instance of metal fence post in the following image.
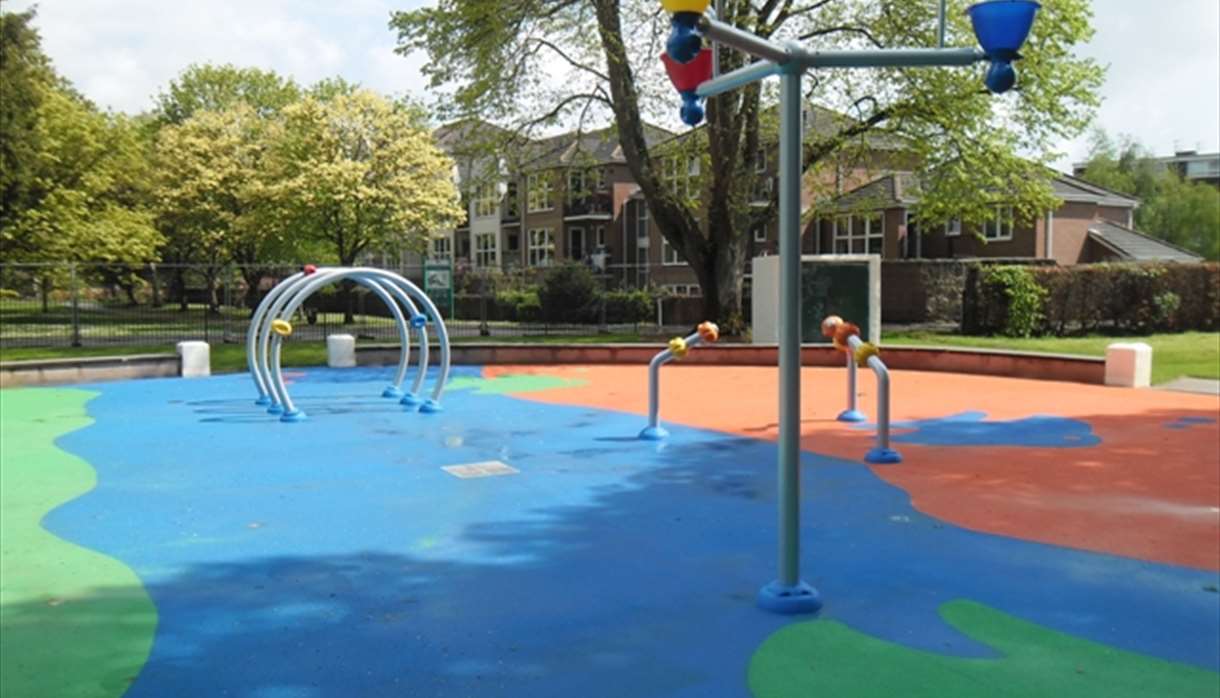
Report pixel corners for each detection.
[70,263,82,347]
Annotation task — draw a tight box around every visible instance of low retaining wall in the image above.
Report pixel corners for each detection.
[0,354,180,388]
[356,343,1106,385]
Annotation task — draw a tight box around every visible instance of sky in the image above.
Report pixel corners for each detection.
[10,0,1220,171]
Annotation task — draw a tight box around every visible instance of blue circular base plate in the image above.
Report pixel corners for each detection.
[279,409,307,423]
[400,393,423,407]
[381,386,405,399]
[757,580,822,615]
[638,426,669,440]
[865,447,903,464]
[266,403,284,415]
[837,409,867,423]
[254,395,272,407]
[419,399,443,414]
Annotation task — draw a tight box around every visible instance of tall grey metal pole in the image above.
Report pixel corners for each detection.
[776,66,803,589]
[938,0,947,48]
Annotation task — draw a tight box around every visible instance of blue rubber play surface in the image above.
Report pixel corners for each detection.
[44,367,1220,696]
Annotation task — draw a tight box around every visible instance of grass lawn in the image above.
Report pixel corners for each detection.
[887,331,1220,384]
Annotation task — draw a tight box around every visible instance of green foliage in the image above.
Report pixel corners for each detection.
[266,90,464,265]
[604,289,655,324]
[0,10,160,265]
[155,64,300,125]
[495,288,541,322]
[977,266,1047,337]
[539,263,599,324]
[1078,129,1220,260]
[976,263,1219,336]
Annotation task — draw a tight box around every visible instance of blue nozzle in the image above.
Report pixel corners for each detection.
[410,315,427,329]
[984,60,1017,94]
[967,1,1040,61]
[667,13,703,64]
[679,92,705,126]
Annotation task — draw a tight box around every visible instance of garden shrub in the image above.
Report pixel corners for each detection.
[603,289,655,324]
[496,288,541,322]
[539,263,599,323]
[977,265,1047,337]
[975,262,1219,336]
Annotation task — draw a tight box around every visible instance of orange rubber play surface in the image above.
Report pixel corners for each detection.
[486,365,1220,571]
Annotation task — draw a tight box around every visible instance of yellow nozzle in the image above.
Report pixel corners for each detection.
[661,0,710,13]
[271,319,293,337]
[668,336,689,359]
[854,342,880,368]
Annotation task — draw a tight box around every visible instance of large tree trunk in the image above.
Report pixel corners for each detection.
[174,268,189,311]
[241,268,264,310]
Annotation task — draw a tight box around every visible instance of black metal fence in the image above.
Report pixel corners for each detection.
[0,262,704,349]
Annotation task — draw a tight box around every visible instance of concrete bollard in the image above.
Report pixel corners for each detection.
[176,341,211,378]
[327,334,357,368]
[1105,342,1152,388]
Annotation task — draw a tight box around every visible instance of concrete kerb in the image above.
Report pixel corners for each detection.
[1,342,1113,388]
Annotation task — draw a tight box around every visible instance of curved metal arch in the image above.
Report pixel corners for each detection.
[248,267,450,421]
[251,270,420,412]
[247,271,305,403]
[260,270,426,417]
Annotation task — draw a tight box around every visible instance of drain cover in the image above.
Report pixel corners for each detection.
[441,461,520,479]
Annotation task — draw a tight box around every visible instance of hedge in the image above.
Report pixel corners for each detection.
[965,262,1219,336]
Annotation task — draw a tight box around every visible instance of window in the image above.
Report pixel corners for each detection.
[984,206,1014,241]
[430,235,452,261]
[507,232,520,251]
[634,200,650,243]
[528,228,555,266]
[945,218,962,237]
[664,284,702,297]
[686,155,701,199]
[903,212,921,259]
[751,175,774,203]
[527,173,552,212]
[504,181,520,218]
[474,183,498,218]
[569,227,586,260]
[833,213,884,254]
[661,237,683,266]
[474,231,498,268]
[593,225,606,248]
[752,224,768,243]
[662,156,681,195]
[568,170,585,204]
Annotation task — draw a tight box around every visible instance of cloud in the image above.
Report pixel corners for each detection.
[11,0,431,113]
[1055,0,1220,168]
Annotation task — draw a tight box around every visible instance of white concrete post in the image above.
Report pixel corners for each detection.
[327,334,357,368]
[1105,342,1152,388]
[176,341,211,378]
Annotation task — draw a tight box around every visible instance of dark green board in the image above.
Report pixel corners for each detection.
[800,261,871,344]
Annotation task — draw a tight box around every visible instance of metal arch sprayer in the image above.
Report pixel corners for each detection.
[656,0,1042,614]
[248,266,452,421]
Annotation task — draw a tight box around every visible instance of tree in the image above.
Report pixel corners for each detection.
[152,104,278,311]
[155,64,301,126]
[152,64,303,307]
[1079,130,1220,260]
[1,9,55,255]
[1,9,161,270]
[391,0,1102,329]
[266,89,463,321]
